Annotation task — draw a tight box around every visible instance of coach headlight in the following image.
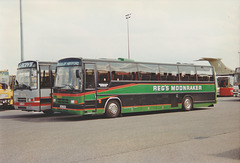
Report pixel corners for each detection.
[28,98,34,102]
[70,100,77,104]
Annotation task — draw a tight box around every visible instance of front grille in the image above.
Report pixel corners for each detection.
[57,98,69,104]
[18,106,26,110]
[18,98,26,102]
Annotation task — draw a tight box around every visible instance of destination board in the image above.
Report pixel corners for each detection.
[18,61,37,68]
[57,58,82,67]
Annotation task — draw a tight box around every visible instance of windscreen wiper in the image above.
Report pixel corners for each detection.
[15,84,32,90]
[22,84,32,90]
[63,84,74,90]
[54,84,74,90]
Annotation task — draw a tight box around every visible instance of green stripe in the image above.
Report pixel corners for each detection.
[97,84,215,95]
[53,101,215,115]
[53,83,216,106]
[122,104,182,113]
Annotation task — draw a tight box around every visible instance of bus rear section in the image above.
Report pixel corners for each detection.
[217,76,234,96]
[52,58,216,117]
[14,61,56,114]
[234,67,240,97]
[0,70,13,108]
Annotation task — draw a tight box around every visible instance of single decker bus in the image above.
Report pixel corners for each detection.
[52,58,217,117]
[0,70,14,108]
[216,76,234,96]
[14,61,57,115]
[234,67,240,97]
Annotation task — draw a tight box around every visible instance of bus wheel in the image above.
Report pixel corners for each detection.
[43,109,54,116]
[182,96,193,111]
[105,100,120,118]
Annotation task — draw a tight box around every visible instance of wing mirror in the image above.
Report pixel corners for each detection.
[76,70,81,79]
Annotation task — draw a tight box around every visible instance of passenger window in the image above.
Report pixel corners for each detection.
[96,62,110,88]
[110,62,137,81]
[40,65,51,88]
[138,64,159,81]
[85,64,95,89]
[178,66,197,81]
[217,77,229,87]
[50,64,56,87]
[159,65,178,81]
[196,66,214,81]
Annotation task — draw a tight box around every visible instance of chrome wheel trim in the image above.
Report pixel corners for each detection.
[109,103,118,114]
[184,98,192,110]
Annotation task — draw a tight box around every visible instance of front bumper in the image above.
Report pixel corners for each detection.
[0,99,11,106]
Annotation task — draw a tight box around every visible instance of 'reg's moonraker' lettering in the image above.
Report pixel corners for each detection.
[153,85,203,92]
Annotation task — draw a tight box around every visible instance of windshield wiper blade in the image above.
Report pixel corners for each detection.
[64,84,75,90]
[15,84,32,90]
[22,84,31,90]
[54,84,74,90]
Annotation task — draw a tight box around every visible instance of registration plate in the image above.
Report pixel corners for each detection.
[60,105,66,109]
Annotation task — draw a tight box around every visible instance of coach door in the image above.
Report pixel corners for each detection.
[39,65,52,111]
[84,63,97,113]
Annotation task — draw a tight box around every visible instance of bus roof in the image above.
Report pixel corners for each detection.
[57,57,213,68]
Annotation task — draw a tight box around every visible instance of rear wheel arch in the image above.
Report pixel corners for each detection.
[104,97,122,118]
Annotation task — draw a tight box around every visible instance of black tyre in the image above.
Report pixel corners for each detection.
[182,96,193,111]
[105,100,120,118]
[43,109,54,116]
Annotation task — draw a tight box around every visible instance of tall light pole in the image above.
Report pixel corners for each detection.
[19,0,24,62]
[125,13,131,59]
[238,51,240,66]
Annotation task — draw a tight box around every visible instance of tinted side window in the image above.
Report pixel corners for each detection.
[96,62,110,88]
[40,65,51,88]
[111,62,137,80]
[50,64,56,87]
[159,65,178,81]
[138,64,159,81]
[196,66,214,81]
[217,77,229,87]
[85,64,95,89]
[178,66,197,81]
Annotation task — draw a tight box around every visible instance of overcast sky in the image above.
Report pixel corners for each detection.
[0,0,239,75]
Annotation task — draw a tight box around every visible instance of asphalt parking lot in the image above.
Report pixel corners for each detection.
[0,97,239,163]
